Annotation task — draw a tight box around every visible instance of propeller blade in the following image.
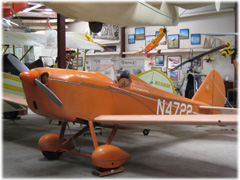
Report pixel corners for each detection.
[34,78,62,107]
[7,54,29,73]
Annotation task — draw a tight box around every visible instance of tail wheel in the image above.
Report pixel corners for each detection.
[147,54,151,58]
[157,50,161,54]
[42,151,63,160]
[143,129,150,136]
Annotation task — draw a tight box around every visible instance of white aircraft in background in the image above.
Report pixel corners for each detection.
[3,31,104,51]
[44,1,219,32]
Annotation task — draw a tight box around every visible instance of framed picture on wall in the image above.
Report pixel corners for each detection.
[167,56,182,70]
[191,34,201,45]
[180,29,189,39]
[169,71,180,82]
[135,27,145,40]
[192,58,202,67]
[155,55,164,66]
[128,34,135,44]
[145,35,155,46]
[167,34,179,49]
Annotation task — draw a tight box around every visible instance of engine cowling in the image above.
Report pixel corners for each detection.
[92,144,131,169]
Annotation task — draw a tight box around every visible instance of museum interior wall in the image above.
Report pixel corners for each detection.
[33,4,235,82]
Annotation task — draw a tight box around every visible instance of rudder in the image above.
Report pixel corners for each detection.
[192,70,225,106]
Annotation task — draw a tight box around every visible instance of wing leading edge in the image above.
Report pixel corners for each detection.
[94,114,237,129]
[3,91,28,107]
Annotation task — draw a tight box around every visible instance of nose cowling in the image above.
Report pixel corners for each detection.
[20,70,39,86]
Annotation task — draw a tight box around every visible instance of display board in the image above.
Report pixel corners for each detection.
[137,68,176,94]
[115,59,145,76]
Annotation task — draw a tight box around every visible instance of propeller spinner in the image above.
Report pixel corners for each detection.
[7,54,62,107]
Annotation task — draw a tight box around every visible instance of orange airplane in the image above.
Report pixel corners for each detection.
[133,28,167,58]
[6,54,237,176]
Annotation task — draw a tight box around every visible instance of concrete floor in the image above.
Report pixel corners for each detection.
[3,110,237,178]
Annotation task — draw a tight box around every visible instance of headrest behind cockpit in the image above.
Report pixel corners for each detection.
[119,70,131,87]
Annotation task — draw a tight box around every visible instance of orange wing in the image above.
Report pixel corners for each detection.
[94,114,237,129]
[3,91,28,107]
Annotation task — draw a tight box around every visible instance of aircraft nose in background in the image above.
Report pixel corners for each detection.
[20,70,40,85]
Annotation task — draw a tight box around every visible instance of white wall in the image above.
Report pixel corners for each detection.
[125,10,236,81]
[31,4,236,82]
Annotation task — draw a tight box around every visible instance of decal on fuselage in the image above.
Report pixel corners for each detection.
[156,99,193,115]
[130,86,149,93]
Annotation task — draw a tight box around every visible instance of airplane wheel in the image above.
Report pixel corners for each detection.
[143,129,150,136]
[42,151,63,160]
[3,111,18,119]
[157,50,161,54]
[147,54,151,58]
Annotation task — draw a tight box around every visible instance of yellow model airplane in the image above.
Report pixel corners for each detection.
[133,28,168,58]
[220,43,235,57]
[6,54,237,176]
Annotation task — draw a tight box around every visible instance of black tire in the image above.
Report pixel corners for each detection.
[42,151,63,160]
[143,129,150,136]
[3,111,19,119]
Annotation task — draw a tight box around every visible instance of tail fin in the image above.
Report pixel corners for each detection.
[192,70,225,106]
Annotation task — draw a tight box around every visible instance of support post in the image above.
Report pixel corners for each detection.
[106,128,118,144]
[20,46,33,61]
[120,27,125,58]
[88,121,98,149]
[83,50,88,71]
[56,121,67,150]
[57,13,66,68]
[13,45,15,55]
[234,2,238,88]
[2,45,9,56]
[76,48,79,70]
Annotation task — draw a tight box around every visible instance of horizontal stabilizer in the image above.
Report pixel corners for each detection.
[199,106,238,114]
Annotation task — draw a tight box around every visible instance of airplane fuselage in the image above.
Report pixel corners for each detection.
[20,68,212,123]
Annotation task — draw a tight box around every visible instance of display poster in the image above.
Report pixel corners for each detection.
[45,30,57,49]
[115,59,145,76]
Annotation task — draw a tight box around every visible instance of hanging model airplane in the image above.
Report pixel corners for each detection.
[2,2,30,30]
[78,32,106,48]
[170,42,231,72]
[6,54,237,176]
[2,31,104,51]
[132,27,168,58]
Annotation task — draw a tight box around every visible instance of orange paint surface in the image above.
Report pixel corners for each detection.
[20,67,224,124]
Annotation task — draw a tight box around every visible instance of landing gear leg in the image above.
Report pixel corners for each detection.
[90,126,130,176]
